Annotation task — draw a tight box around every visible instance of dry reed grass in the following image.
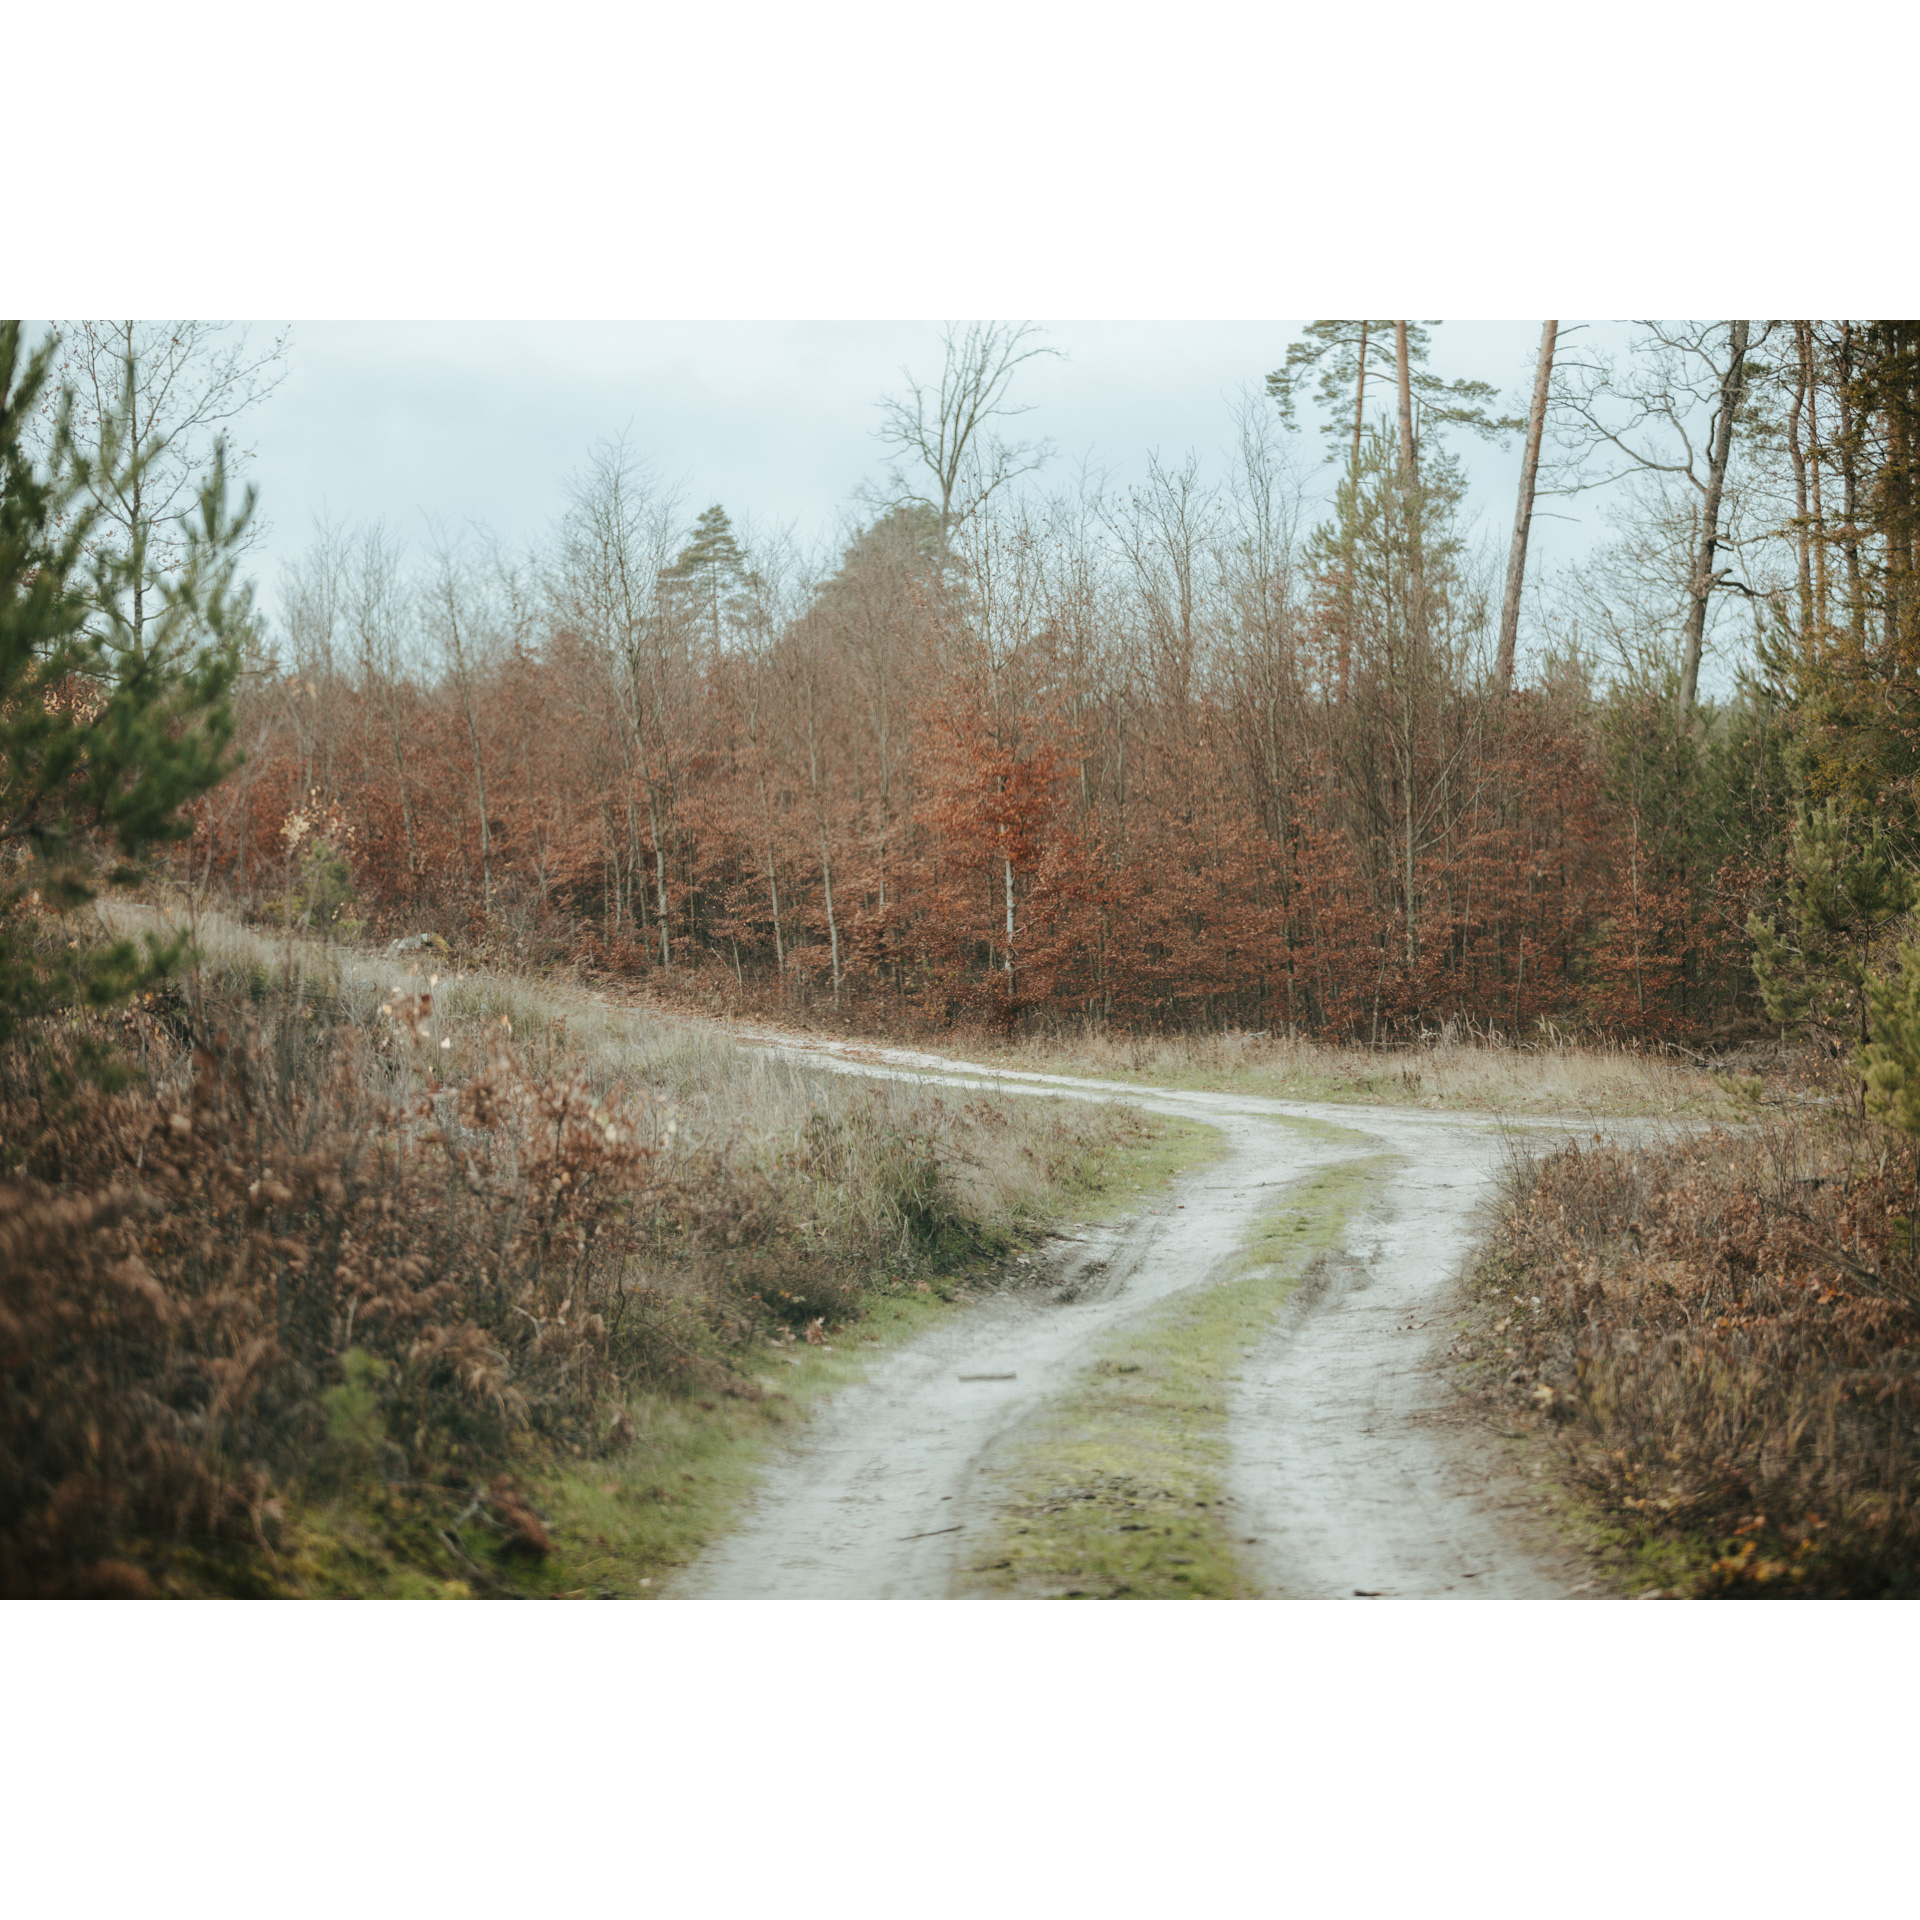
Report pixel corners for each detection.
[991,1016,1733,1118]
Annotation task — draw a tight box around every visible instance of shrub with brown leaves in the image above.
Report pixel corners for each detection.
[1493,1120,1920,1596]
[0,992,747,1595]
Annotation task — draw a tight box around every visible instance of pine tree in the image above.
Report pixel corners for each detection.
[1748,802,1915,1048]
[1862,943,1920,1140]
[1789,322,1920,854]
[660,504,750,649]
[1267,321,1521,473]
[0,322,249,1042]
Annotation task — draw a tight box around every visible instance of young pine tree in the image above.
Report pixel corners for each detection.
[1748,801,1916,1050]
[0,321,250,1043]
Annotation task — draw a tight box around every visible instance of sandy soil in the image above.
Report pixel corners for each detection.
[671,1036,1652,1601]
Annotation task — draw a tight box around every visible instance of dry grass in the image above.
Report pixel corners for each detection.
[982,1017,1735,1119]
[96,898,1136,1258]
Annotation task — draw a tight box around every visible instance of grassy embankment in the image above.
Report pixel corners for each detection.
[4,901,1212,1598]
[959,1124,1385,1599]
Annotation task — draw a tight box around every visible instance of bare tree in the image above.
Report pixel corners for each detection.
[1107,450,1220,725]
[277,514,350,799]
[724,532,812,979]
[347,521,423,882]
[551,438,691,966]
[1217,398,1311,1016]
[876,321,1062,533]
[1495,321,1559,692]
[1550,321,1770,721]
[780,587,849,1007]
[818,508,938,935]
[421,526,504,917]
[40,321,289,651]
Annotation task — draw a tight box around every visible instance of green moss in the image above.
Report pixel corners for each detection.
[958,1149,1389,1600]
[1059,1112,1225,1225]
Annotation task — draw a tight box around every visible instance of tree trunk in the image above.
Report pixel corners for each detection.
[1004,852,1016,1004]
[1495,321,1557,693]
[1405,759,1417,967]
[460,698,491,916]
[1350,322,1370,476]
[1334,325,1371,706]
[1839,323,1866,642]
[766,841,784,971]
[1789,320,1815,647]
[652,832,670,969]
[820,826,841,1006]
[1393,322,1417,478]
[757,767,785,974]
[125,323,146,655]
[1806,328,1830,635]
[1675,320,1751,724]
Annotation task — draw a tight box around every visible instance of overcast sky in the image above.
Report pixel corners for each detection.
[240,319,1626,624]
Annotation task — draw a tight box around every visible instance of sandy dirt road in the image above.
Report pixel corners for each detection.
[672,1037,1638,1600]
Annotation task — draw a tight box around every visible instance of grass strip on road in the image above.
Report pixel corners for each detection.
[958,1142,1389,1600]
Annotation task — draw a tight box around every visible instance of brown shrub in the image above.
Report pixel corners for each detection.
[0,990,771,1595]
[1494,1119,1920,1596]
[486,1474,552,1560]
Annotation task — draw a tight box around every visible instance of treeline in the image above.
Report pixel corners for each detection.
[195,322,1920,1043]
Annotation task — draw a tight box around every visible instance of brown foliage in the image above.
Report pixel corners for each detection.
[192,484,1768,1047]
[0,992,776,1596]
[1493,1115,1920,1595]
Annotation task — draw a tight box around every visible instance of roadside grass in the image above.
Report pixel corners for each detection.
[95,896,1163,1262]
[520,1117,1234,1598]
[958,1145,1386,1600]
[969,1022,1736,1120]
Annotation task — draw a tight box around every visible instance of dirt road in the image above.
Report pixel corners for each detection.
[673,1038,1628,1600]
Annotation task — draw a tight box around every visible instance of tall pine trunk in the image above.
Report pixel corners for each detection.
[1393,322,1417,477]
[1496,321,1557,693]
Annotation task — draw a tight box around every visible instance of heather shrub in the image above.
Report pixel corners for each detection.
[2,927,1150,1591]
